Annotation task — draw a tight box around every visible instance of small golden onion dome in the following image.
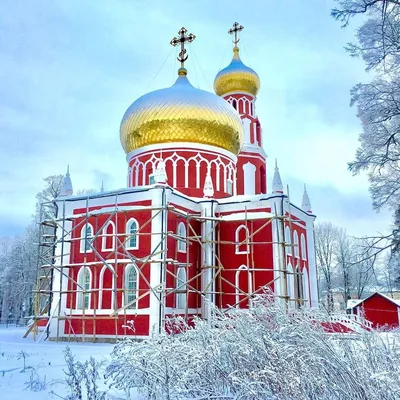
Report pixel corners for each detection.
[214,47,260,97]
[120,69,244,155]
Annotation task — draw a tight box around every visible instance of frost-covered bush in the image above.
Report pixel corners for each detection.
[62,346,106,400]
[105,294,400,400]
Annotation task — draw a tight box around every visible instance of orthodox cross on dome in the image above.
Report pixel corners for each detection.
[170,27,196,70]
[228,22,244,45]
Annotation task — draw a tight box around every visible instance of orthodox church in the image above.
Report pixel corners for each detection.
[45,24,318,340]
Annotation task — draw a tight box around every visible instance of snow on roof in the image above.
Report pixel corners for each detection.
[347,292,400,309]
[346,299,363,309]
[219,211,273,221]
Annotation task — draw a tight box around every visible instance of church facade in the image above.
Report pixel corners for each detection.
[47,24,318,340]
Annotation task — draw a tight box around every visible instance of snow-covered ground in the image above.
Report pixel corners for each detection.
[0,326,123,399]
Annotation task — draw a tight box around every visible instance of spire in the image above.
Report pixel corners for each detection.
[229,22,244,62]
[60,165,73,196]
[203,173,214,198]
[228,22,244,47]
[100,181,104,192]
[154,159,167,184]
[302,184,312,213]
[272,159,283,194]
[170,27,196,76]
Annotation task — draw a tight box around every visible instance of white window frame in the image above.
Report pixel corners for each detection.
[98,265,116,310]
[235,225,250,254]
[293,231,300,258]
[302,267,310,307]
[101,221,116,252]
[235,265,252,308]
[80,223,94,253]
[287,262,294,309]
[126,218,139,250]
[301,233,307,260]
[124,264,138,310]
[285,226,292,256]
[176,267,187,310]
[177,222,187,253]
[76,267,92,309]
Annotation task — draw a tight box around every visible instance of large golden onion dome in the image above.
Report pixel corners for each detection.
[120,69,244,155]
[214,46,260,97]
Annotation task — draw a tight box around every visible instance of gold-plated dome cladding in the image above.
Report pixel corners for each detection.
[120,74,244,155]
[214,47,260,97]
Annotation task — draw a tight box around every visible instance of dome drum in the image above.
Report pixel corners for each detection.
[127,143,237,198]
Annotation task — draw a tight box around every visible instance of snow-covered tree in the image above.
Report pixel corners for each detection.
[315,222,340,312]
[332,1,400,254]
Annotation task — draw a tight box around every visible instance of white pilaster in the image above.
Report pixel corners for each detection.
[305,218,318,308]
[149,186,170,333]
[200,201,215,321]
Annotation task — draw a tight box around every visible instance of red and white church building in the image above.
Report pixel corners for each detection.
[48,25,318,340]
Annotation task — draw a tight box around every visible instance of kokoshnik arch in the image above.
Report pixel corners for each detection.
[33,23,318,341]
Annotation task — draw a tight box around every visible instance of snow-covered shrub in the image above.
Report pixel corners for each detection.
[24,369,47,392]
[62,346,106,400]
[105,293,400,400]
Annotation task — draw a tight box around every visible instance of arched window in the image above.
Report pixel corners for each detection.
[80,224,94,253]
[301,234,307,260]
[176,267,187,309]
[250,102,254,116]
[124,264,138,309]
[235,225,249,254]
[285,226,292,256]
[302,268,310,307]
[102,221,115,251]
[128,167,132,186]
[286,262,294,309]
[293,231,299,258]
[238,99,244,114]
[232,99,237,110]
[126,218,139,249]
[177,222,187,253]
[98,265,116,310]
[235,265,252,308]
[295,266,303,308]
[77,267,91,309]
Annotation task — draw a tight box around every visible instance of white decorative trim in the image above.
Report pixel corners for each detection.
[293,230,299,258]
[223,91,256,100]
[129,147,236,195]
[285,226,292,256]
[98,265,116,310]
[76,267,92,310]
[80,223,94,253]
[302,267,310,308]
[177,222,187,253]
[301,233,307,260]
[101,221,116,252]
[287,262,294,309]
[235,225,250,254]
[126,218,139,250]
[123,263,139,310]
[127,142,237,163]
[176,267,187,309]
[235,265,252,307]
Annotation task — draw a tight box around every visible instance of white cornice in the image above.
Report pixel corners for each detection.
[126,142,237,163]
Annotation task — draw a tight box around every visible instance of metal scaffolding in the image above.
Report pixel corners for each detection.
[26,187,306,342]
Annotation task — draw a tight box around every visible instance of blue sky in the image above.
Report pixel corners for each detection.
[0,0,392,237]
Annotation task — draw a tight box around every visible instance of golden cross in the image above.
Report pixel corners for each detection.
[170,27,196,69]
[228,22,244,45]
